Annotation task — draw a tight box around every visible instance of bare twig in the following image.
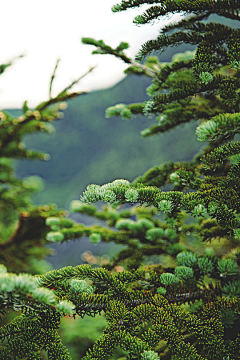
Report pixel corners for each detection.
[57,65,96,98]
[49,59,60,99]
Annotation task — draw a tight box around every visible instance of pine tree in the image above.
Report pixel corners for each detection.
[1,1,240,359]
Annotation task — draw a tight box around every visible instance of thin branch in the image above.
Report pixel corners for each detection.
[0,65,96,154]
[57,65,96,98]
[49,59,60,99]
[131,60,158,77]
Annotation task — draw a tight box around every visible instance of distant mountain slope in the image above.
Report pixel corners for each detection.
[15,43,201,209]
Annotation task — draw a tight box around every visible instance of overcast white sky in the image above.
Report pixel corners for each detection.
[0,0,181,108]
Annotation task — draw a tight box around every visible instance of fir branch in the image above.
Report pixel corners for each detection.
[156,58,194,83]
[0,66,94,159]
[82,37,158,76]
[111,0,158,12]
[196,112,240,143]
[161,12,213,33]
[132,0,240,26]
[153,73,226,105]
[135,16,239,61]
[136,30,204,61]
[82,37,132,64]
[201,141,240,170]
[132,160,198,188]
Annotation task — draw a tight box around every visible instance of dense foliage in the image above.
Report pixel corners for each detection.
[1,1,240,359]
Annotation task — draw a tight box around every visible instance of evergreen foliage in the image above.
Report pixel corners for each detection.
[1,1,240,359]
[0,58,94,274]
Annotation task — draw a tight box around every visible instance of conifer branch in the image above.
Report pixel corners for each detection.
[0,66,94,158]
[161,12,213,33]
[82,37,158,76]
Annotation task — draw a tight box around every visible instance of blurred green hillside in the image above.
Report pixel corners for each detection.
[15,43,201,210]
